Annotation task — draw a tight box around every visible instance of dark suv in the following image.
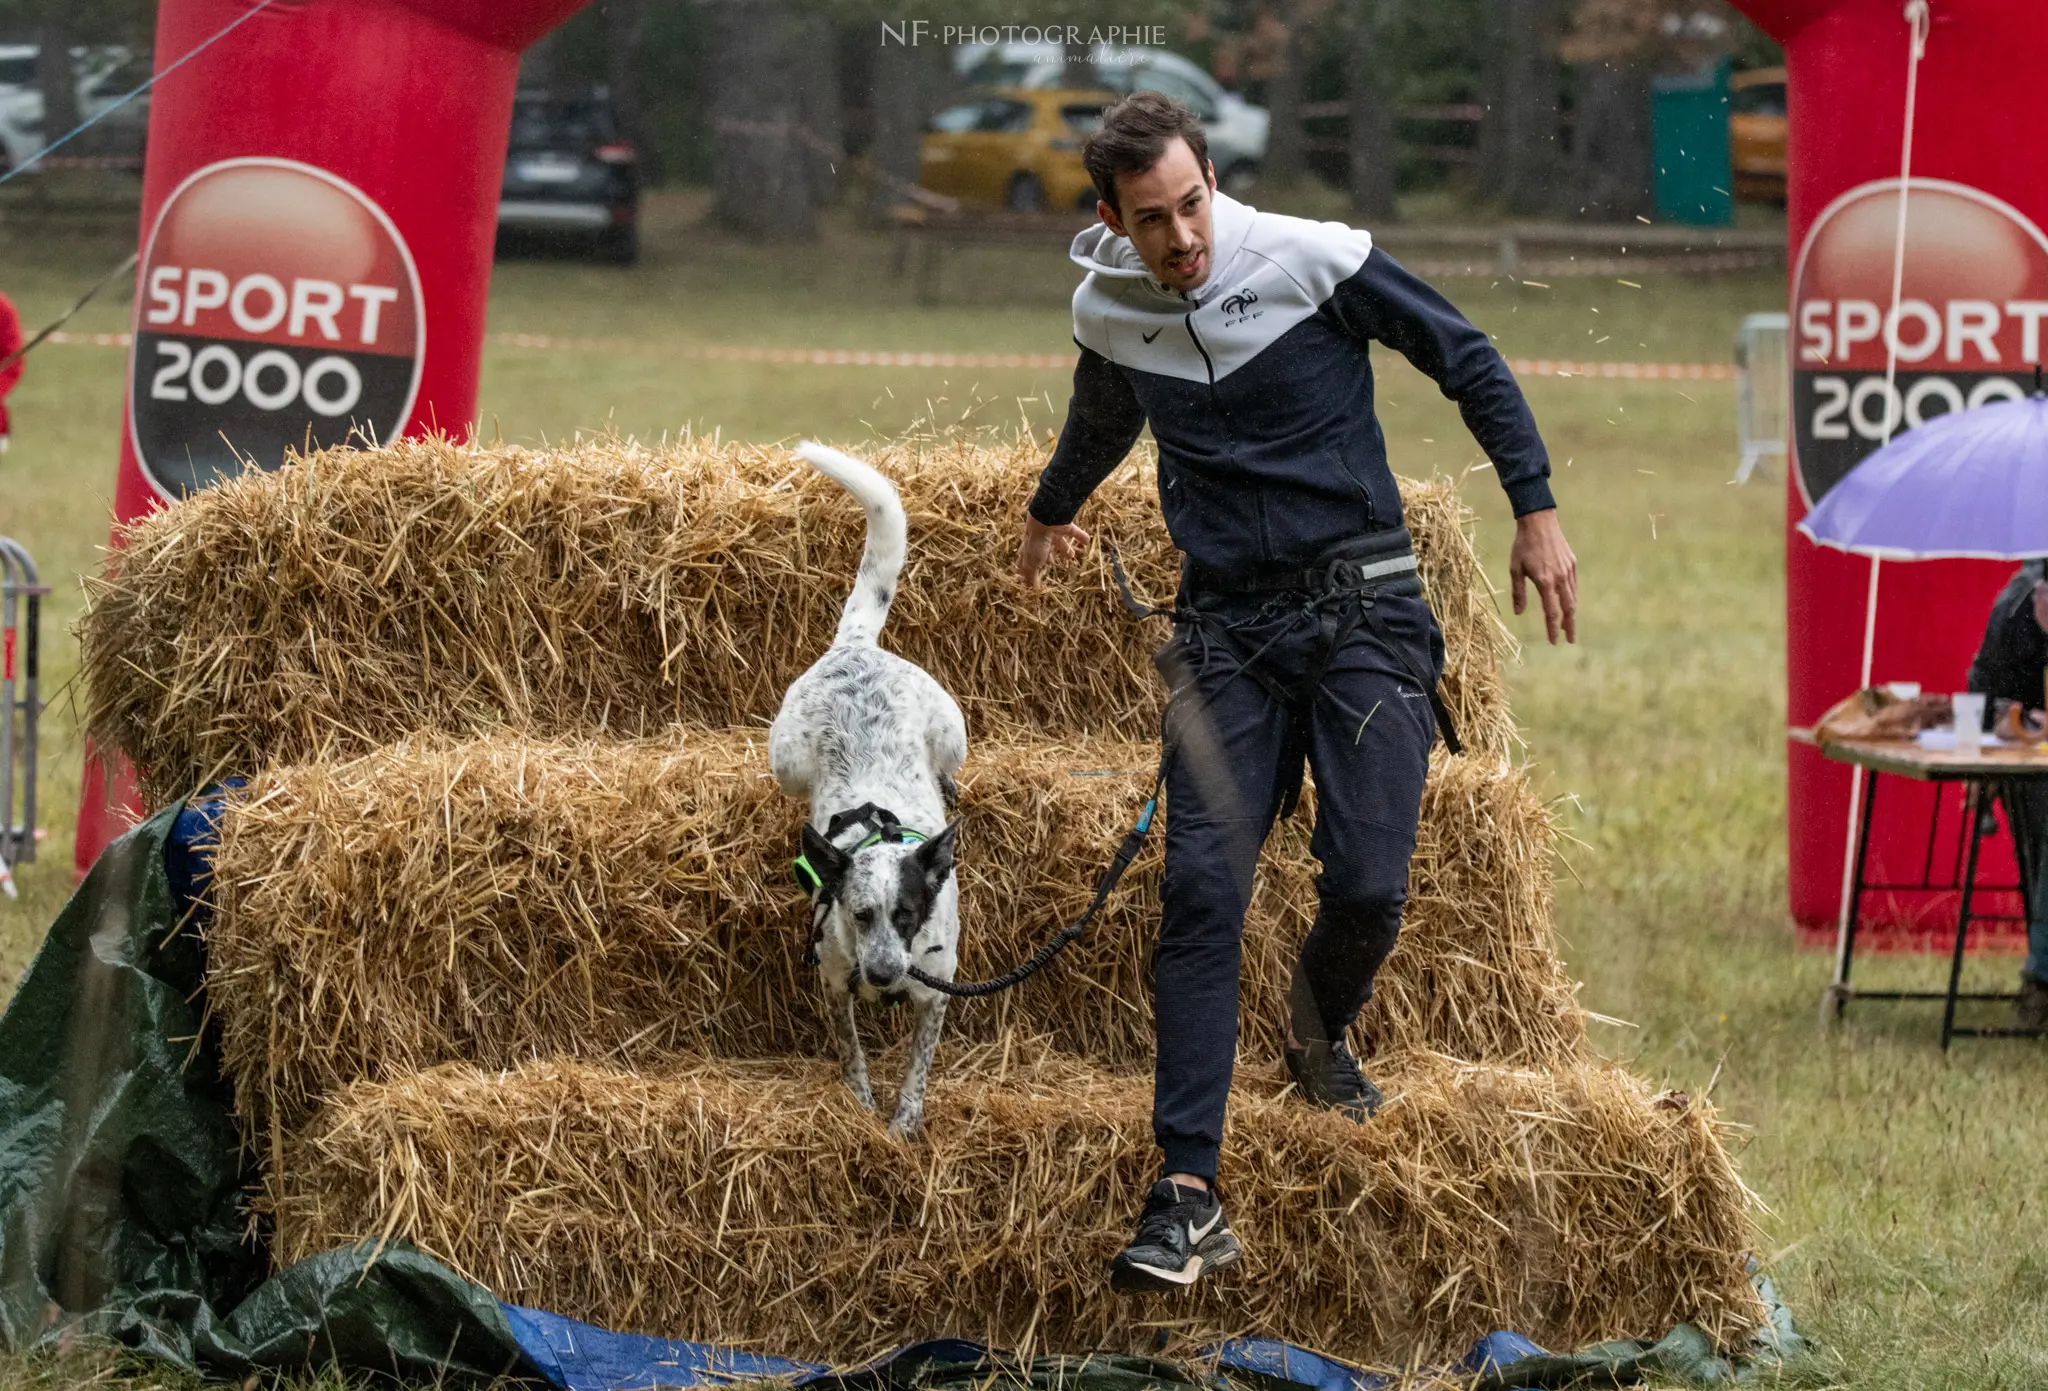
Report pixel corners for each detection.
[498,89,640,264]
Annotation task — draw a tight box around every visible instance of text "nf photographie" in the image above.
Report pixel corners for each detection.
[878,22,1169,46]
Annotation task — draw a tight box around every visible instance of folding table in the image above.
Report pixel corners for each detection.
[1801,731,2048,1047]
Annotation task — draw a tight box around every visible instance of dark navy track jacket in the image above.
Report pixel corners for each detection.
[1027,191,1556,574]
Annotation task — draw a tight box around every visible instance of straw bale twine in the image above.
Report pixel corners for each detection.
[80,435,1513,807]
[204,731,1581,1138]
[272,1048,1762,1367]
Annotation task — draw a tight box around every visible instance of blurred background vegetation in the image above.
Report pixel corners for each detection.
[0,0,1782,225]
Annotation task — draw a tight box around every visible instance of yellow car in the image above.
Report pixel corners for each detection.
[1730,66,1787,204]
[919,87,1114,212]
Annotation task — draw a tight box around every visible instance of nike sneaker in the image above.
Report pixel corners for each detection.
[1108,1177,1242,1294]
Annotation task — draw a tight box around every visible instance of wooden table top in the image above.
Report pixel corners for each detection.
[1790,727,2048,780]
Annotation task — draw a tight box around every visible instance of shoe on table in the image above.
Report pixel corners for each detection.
[2018,975,2048,1032]
[1109,1178,1242,1294]
[1285,1038,1383,1121]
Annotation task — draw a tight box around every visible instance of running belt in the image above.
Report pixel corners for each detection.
[1181,525,1419,597]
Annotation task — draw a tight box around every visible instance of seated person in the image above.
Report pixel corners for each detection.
[1968,558,2048,1028]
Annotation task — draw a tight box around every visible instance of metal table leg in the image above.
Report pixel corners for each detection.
[1830,768,1882,1017]
[1942,779,1993,1051]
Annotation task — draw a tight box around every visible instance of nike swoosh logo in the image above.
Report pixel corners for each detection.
[1188,1209,1221,1243]
[1142,328,1163,343]
[1131,1255,1204,1284]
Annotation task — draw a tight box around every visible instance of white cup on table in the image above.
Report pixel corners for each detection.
[1953,692,1987,752]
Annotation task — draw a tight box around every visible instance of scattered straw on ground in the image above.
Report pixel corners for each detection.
[80,434,1513,807]
[273,1047,1762,1368]
[203,731,1580,1139]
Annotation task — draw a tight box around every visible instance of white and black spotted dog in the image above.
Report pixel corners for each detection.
[769,441,967,1139]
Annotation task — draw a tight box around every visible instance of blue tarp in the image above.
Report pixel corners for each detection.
[501,1304,1557,1391]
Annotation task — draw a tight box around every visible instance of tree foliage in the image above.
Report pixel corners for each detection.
[0,0,152,48]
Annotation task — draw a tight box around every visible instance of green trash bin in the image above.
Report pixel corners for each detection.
[1652,56,1734,226]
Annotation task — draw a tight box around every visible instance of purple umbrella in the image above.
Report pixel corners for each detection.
[1799,382,2048,998]
[1800,389,2048,560]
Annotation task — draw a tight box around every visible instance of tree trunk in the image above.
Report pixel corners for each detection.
[1567,59,1652,221]
[521,29,562,96]
[793,10,842,206]
[1345,0,1396,221]
[603,0,649,172]
[1497,0,1564,216]
[1263,0,1309,185]
[708,0,815,241]
[36,23,81,151]
[865,32,937,225]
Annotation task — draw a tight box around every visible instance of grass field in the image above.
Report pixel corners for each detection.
[2,190,2044,1390]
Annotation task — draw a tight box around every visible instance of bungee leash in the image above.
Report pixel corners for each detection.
[887,548,1281,1000]
[903,781,1160,997]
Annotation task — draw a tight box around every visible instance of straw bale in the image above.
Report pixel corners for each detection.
[272,1049,1762,1367]
[204,731,1581,1137]
[79,435,1514,807]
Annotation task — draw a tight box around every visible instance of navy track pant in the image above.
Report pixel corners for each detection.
[1151,582,1444,1183]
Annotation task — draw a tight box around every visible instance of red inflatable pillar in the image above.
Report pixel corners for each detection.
[75,0,590,874]
[1728,0,2048,940]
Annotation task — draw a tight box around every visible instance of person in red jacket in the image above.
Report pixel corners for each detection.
[0,290,23,454]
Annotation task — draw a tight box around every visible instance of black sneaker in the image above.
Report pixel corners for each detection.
[1285,1039,1383,1121]
[1108,1178,1242,1294]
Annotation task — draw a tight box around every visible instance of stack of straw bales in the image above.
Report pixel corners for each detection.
[78,434,1762,1369]
[276,1049,1760,1365]
[80,435,1513,806]
[204,732,1582,1140]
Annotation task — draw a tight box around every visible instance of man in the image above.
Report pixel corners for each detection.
[1968,559,2048,1029]
[1014,92,1578,1293]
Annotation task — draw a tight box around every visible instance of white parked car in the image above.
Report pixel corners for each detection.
[0,44,150,175]
[955,42,1268,195]
[0,46,40,174]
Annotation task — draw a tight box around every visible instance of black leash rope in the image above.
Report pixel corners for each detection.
[904,778,1160,997]
[898,548,1292,999]
[897,551,1179,999]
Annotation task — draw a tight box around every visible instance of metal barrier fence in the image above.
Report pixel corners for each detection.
[1734,311,1790,483]
[0,537,47,892]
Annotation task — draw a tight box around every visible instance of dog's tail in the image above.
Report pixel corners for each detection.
[795,440,908,647]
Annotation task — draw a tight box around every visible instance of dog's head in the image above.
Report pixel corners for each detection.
[802,821,960,991]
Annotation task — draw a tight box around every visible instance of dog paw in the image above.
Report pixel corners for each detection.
[845,1080,877,1111]
[887,1109,923,1140]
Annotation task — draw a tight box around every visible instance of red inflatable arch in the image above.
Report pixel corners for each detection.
[1728,0,2048,939]
[75,0,591,873]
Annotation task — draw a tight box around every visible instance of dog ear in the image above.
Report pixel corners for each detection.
[915,820,960,892]
[801,823,850,892]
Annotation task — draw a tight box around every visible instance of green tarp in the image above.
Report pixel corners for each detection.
[0,802,535,1382]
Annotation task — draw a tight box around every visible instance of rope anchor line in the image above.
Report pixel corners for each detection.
[1830,0,1935,997]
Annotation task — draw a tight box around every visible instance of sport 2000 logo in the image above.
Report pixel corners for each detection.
[1792,178,2048,509]
[128,157,424,499]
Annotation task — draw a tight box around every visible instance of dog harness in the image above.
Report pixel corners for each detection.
[792,802,929,968]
